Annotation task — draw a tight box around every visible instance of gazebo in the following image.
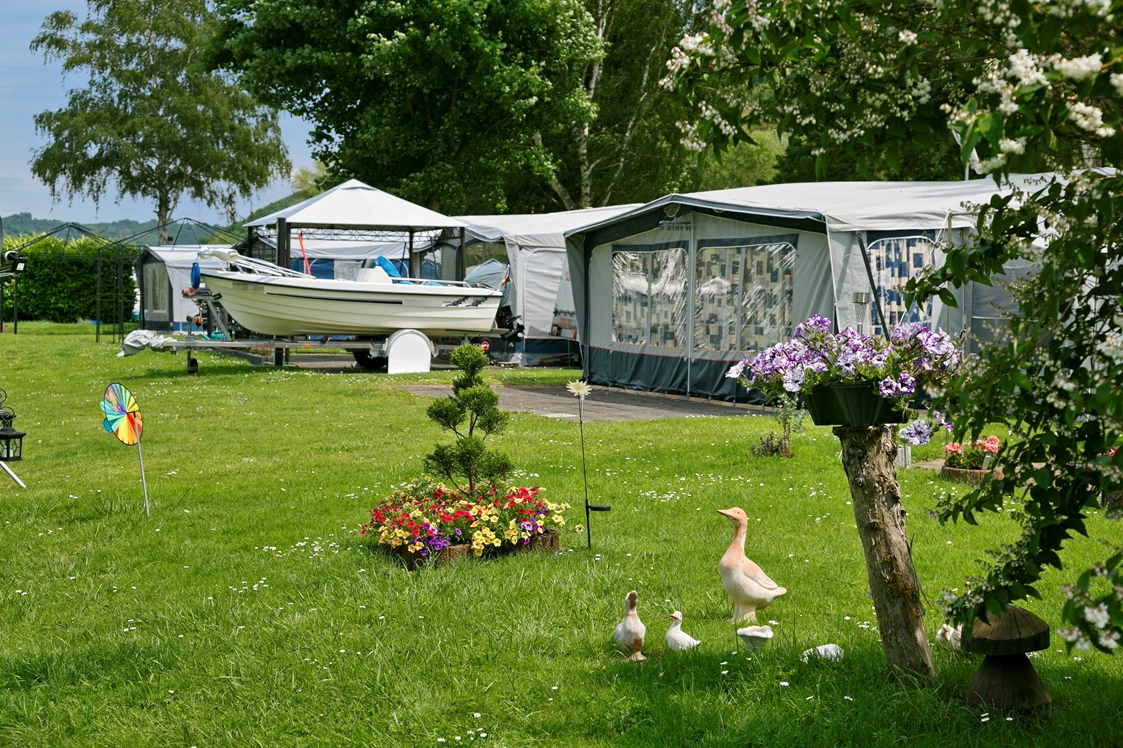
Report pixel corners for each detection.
[245,179,467,279]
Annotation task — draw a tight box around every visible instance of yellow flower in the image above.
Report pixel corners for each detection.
[575,524,585,533]
[553,515,566,526]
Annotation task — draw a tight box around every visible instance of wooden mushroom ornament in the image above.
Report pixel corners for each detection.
[962,606,1051,710]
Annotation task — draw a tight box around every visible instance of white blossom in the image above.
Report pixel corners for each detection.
[898,29,917,44]
[1008,49,1049,87]
[1084,603,1111,628]
[1053,54,1102,81]
[1100,629,1120,649]
[1111,73,1123,96]
[1068,100,1115,137]
[999,137,1026,154]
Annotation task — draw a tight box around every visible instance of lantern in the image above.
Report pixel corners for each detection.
[0,389,25,462]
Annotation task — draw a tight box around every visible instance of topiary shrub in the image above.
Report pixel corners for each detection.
[423,344,512,497]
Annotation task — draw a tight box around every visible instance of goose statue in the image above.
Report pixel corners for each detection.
[613,590,646,661]
[665,611,701,652]
[717,507,786,623]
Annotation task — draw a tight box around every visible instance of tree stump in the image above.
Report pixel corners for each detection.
[834,426,935,679]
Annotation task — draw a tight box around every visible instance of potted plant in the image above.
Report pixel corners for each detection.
[727,315,962,433]
[940,436,1003,484]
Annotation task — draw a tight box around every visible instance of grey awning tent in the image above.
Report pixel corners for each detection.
[455,204,639,364]
[135,246,229,332]
[564,175,1051,400]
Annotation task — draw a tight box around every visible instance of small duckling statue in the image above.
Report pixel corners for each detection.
[717,507,786,623]
[665,611,701,652]
[613,590,646,661]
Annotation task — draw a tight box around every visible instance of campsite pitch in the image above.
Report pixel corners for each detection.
[1,324,1121,746]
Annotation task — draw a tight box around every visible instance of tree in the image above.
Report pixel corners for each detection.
[212,0,602,215]
[30,0,290,245]
[670,0,1123,656]
[290,162,330,198]
[423,345,512,496]
[534,0,701,211]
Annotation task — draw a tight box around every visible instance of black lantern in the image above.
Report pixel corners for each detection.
[0,389,25,462]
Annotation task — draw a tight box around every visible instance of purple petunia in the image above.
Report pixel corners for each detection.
[897,372,916,396]
[901,421,933,446]
[879,377,900,398]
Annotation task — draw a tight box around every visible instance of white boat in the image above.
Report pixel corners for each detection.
[198,252,501,337]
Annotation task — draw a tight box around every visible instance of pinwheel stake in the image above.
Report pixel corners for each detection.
[101,383,149,516]
[567,380,609,549]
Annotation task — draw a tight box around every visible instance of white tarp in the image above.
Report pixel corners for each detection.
[246,179,465,231]
[252,235,417,260]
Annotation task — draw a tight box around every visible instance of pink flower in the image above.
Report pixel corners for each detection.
[945,442,962,455]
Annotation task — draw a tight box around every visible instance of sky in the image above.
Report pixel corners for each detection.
[0,1,315,225]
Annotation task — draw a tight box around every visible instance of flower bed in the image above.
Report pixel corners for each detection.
[360,478,570,568]
[940,436,1002,484]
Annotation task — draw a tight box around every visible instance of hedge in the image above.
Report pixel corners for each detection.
[1,236,138,324]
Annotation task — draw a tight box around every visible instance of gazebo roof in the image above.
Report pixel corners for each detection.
[246,179,465,232]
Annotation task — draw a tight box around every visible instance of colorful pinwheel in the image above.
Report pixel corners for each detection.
[101,383,150,515]
[102,383,143,445]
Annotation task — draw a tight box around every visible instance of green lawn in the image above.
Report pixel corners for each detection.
[1,324,1120,746]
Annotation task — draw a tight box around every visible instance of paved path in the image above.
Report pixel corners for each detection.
[398,385,762,422]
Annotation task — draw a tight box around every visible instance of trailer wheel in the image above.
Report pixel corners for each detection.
[186,357,199,375]
[352,349,388,372]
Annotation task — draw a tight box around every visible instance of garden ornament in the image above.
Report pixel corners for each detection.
[717,507,786,623]
[614,590,646,661]
[801,644,844,663]
[962,606,1051,710]
[665,611,701,652]
[936,623,962,649]
[736,625,774,651]
[100,383,149,516]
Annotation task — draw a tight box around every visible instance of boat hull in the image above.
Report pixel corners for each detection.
[201,271,501,337]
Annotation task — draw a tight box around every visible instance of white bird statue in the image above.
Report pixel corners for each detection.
[936,623,962,649]
[665,611,701,652]
[717,507,786,623]
[613,590,646,661]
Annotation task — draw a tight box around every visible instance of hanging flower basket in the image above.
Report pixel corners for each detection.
[831,382,906,427]
[727,315,961,439]
[803,385,846,426]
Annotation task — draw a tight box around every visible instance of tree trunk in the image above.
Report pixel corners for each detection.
[834,425,935,679]
[156,192,172,246]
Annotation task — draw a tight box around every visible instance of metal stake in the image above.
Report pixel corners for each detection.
[136,438,150,516]
[1,461,25,488]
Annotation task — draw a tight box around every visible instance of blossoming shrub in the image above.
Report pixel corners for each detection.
[361,478,570,558]
[728,315,961,443]
[944,436,1000,470]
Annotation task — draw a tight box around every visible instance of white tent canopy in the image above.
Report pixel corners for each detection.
[246,179,465,231]
[457,204,639,364]
[565,175,1049,399]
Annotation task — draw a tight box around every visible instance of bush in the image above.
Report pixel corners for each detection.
[422,344,511,496]
[1,235,136,324]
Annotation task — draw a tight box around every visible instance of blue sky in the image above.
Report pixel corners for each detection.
[1,1,314,225]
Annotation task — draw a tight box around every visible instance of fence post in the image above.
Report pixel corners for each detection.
[96,247,102,342]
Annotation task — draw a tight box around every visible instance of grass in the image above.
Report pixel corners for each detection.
[1,322,1121,746]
